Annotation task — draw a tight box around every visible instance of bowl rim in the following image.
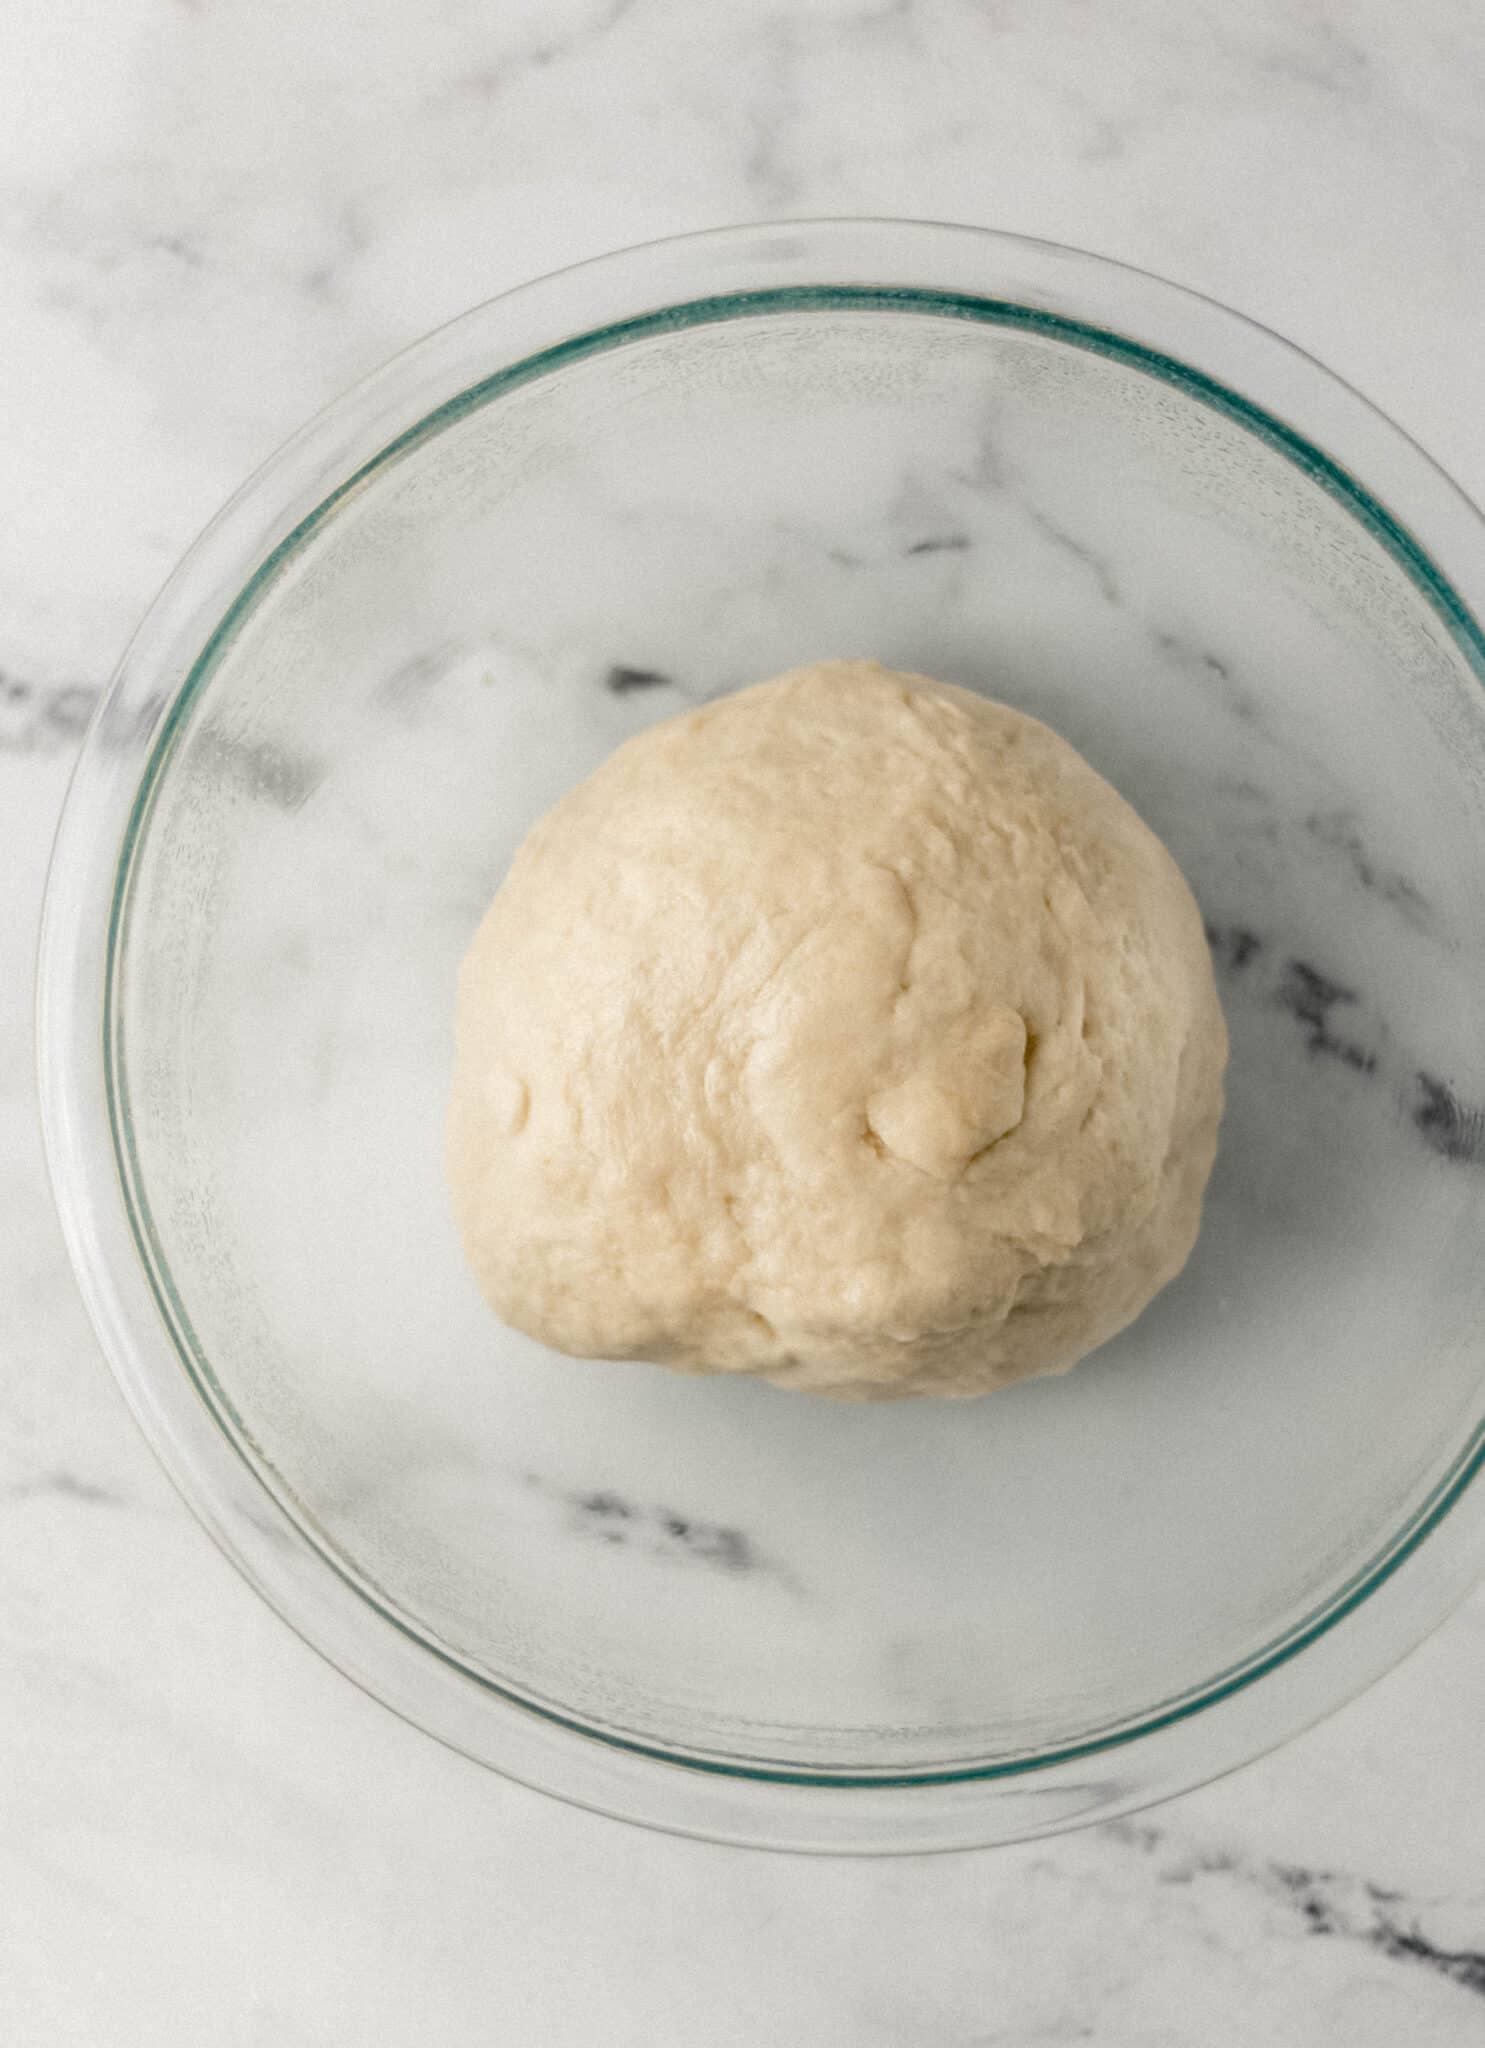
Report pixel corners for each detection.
[37,217,1485,1853]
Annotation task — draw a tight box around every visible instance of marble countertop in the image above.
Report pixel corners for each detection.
[4,1,1485,2040]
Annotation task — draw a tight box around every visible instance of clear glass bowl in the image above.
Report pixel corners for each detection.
[39,221,1485,1853]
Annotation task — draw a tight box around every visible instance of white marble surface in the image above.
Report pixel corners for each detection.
[4,1,1485,2040]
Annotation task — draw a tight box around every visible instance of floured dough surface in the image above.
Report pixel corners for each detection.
[448,661,1227,1398]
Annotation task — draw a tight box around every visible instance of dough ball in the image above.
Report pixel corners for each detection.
[447,661,1227,1399]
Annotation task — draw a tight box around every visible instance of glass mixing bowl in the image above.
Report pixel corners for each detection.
[39,221,1485,1853]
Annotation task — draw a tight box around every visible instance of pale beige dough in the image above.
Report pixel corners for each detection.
[447,660,1227,1398]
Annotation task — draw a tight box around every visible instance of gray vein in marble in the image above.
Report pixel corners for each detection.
[1370,1920,1485,1999]
[1072,101,1158,169]
[0,671,97,754]
[1018,63,1171,171]
[1242,13,1373,97]
[903,533,973,557]
[1412,1073,1485,1167]
[1302,805,1437,933]
[1201,922,1485,1168]
[1149,626,1263,725]
[741,18,807,211]
[1203,920,1265,975]
[953,420,1012,498]
[570,1488,758,1573]
[1124,895,1485,1179]
[2,1469,129,1509]
[736,0,929,206]
[442,0,644,106]
[144,230,205,272]
[523,1471,799,1590]
[1041,7,1374,177]
[844,0,921,36]
[1209,771,1443,946]
[1242,8,1485,187]
[1135,624,1443,962]
[1018,501,1122,607]
[1106,1818,1485,2005]
[1271,959,1378,1074]
[928,428,1128,600]
[605,663,674,694]
[300,200,374,303]
[948,434,1440,962]
[190,725,323,809]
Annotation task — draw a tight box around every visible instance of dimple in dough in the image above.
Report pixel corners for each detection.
[447,661,1227,1399]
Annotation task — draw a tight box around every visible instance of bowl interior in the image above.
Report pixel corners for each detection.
[114,292,1485,1774]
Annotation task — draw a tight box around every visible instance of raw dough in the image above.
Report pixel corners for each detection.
[447,661,1227,1398]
